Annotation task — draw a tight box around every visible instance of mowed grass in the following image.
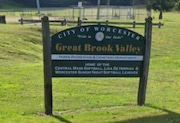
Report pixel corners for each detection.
[0,12,180,123]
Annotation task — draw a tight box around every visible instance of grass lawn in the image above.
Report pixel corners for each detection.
[0,12,180,123]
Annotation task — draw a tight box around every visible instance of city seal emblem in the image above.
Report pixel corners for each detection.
[95,32,104,42]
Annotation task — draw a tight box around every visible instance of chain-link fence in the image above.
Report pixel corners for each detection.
[0,5,148,21]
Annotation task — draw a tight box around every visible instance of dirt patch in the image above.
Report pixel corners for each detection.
[6,17,20,22]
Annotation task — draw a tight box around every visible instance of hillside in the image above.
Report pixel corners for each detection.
[0,25,42,65]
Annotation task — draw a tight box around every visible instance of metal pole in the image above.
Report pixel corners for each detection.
[107,0,110,19]
[36,0,41,18]
[133,0,135,19]
[97,0,101,20]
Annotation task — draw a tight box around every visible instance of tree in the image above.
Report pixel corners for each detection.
[174,1,180,11]
[10,0,179,9]
[147,0,177,11]
[12,0,36,7]
[147,0,179,20]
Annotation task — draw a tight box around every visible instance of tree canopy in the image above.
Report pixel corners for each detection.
[10,0,180,11]
[147,0,180,11]
[11,0,146,7]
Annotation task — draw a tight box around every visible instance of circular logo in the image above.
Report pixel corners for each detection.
[95,32,104,41]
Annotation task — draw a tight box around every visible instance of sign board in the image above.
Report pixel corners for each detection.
[42,16,152,115]
[51,25,145,77]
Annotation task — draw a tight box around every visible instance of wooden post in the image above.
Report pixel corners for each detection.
[41,16,53,115]
[133,21,136,28]
[158,22,161,29]
[138,17,152,106]
[0,15,6,24]
[64,18,67,26]
[78,17,82,26]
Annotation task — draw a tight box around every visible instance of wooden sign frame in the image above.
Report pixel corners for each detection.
[41,16,152,115]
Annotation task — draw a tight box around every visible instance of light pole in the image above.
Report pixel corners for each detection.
[97,0,101,20]
[36,0,41,18]
[133,0,135,19]
[107,0,110,19]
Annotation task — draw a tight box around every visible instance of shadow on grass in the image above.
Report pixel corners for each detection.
[113,104,180,123]
[51,115,72,123]
[50,105,179,123]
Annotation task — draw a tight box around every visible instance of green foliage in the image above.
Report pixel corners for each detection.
[0,0,23,9]
[147,0,179,11]
[10,0,145,7]
[174,1,180,11]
